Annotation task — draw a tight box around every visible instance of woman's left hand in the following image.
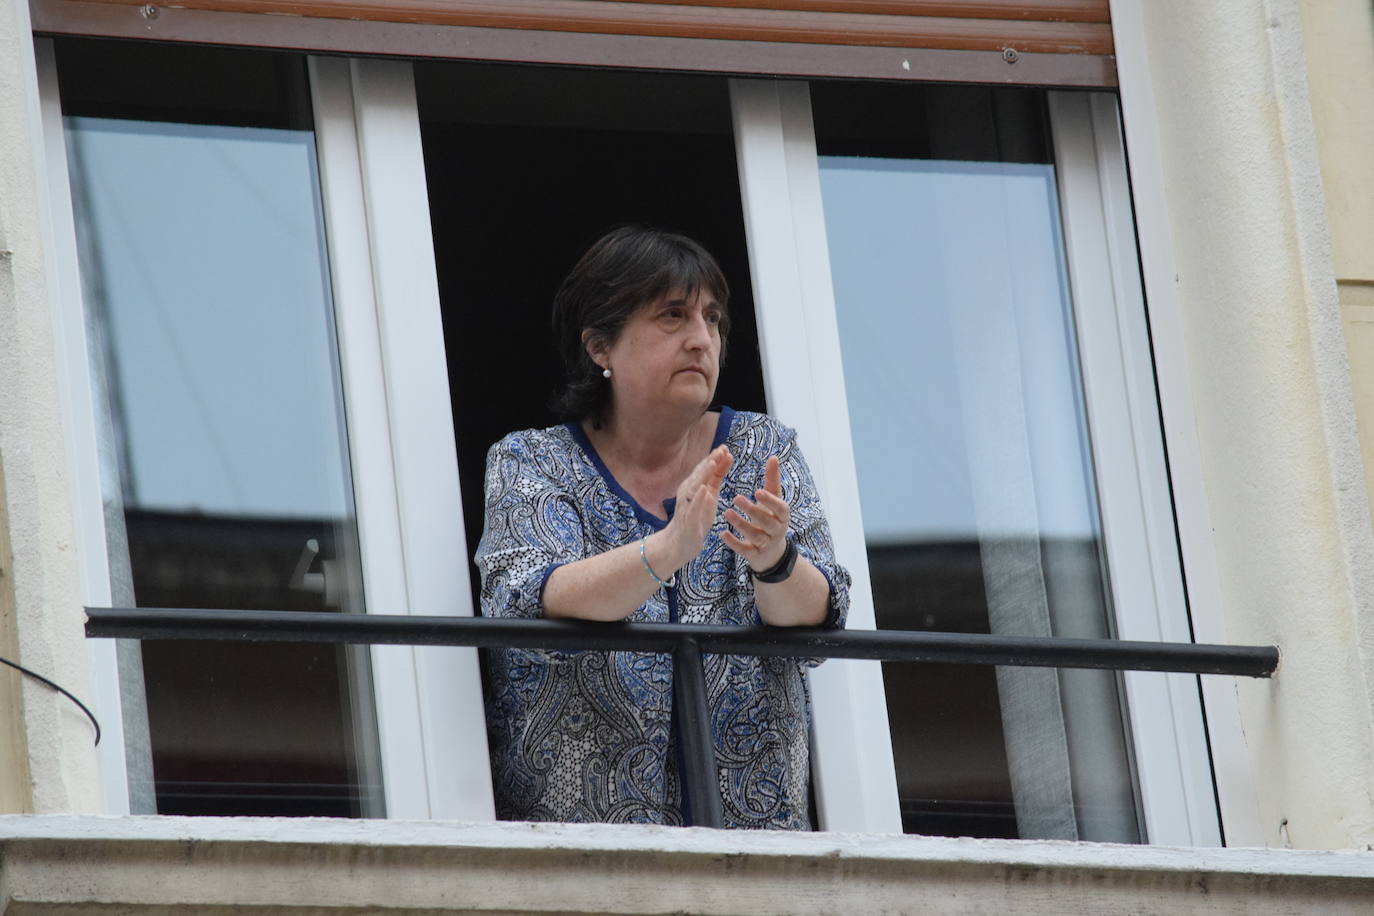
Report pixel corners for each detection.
[721,455,790,571]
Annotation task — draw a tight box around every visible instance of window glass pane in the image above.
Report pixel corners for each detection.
[813,82,1140,842]
[58,39,383,817]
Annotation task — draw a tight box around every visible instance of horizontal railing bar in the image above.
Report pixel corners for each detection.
[85,607,1279,678]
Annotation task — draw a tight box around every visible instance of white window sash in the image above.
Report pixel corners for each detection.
[1048,90,1220,845]
[729,78,904,834]
[40,44,494,820]
[310,56,494,821]
[731,77,1221,842]
[34,36,142,816]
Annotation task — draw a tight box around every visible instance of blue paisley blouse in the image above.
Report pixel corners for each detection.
[475,407,850,829]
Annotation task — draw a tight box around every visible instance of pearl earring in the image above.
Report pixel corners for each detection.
[602,367,612,379]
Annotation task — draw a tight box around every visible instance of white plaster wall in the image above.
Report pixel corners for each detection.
[0,0,103,812]
[1125,0,1374,848]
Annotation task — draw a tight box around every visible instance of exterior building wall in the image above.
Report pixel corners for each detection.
[1129,0,1374,849]
[0,472,33,814]
[0,0,101,815]
[1299,0,1374,528]
[1,0,1374,899]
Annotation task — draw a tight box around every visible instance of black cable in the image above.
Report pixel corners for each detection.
[0,655,101,746]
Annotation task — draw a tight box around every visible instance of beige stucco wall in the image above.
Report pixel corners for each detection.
[0,0,102,813]
[1299,0,1374,285]
[1127,0,1374,849]
[1344,289,1374,519]
[1299,0,1374,533]
[0,472,34,814]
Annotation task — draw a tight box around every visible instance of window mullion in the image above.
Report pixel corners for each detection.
[728,77,901,834]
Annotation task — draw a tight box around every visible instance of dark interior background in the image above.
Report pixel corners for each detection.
[415,61,768,598]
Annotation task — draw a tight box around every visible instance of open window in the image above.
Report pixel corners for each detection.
[43,37,1217,844]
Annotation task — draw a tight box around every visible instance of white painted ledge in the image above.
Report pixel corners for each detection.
[1,816,1373,914]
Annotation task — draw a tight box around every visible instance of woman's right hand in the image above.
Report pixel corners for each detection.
[657,444,733,573]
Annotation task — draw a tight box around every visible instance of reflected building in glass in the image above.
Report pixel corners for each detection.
[815,83,1138,842]
[60,44,383,817]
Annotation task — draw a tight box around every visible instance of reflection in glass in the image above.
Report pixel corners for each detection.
[816,85,1139,842]
[64,96,383,816]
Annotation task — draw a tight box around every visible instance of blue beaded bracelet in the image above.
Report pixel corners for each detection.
[639,535,676,589]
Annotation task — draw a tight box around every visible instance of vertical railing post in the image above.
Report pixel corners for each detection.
[672,636,723,828]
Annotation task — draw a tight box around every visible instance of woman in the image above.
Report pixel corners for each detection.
[476,225,849,829]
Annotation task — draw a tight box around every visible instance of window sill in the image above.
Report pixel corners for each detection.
[1,815,1371,914]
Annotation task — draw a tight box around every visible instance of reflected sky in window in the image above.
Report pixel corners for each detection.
[66,118,349,519]
[820,157,1098,543]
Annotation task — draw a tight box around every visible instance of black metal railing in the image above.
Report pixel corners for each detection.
[85,606,1279,829]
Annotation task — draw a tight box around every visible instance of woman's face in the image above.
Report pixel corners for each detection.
[592,289,723,418]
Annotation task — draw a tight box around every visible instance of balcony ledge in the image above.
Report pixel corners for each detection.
[2,815,1372,914]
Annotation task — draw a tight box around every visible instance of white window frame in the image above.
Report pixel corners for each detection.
[38,43,494,820]
[307,56,493,820]
[35,36,137,815]
[1048,90,1218,846]
[728,79,902,834]
[44,37,1224,840]
[729,78,1221,843]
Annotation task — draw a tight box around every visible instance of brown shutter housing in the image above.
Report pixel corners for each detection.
[32,0,1115,86]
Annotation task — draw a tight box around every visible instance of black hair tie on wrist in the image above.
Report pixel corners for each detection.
[750,537,798,583]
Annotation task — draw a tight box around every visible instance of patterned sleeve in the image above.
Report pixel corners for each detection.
[774,423,851,635]
[475,431,587,621]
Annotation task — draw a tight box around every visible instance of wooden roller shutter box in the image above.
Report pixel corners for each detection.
[30,0,1116,86]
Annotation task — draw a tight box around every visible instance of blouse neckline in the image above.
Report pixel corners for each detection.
[566,406,736,530]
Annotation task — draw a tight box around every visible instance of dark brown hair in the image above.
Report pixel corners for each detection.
[551,225,731,426]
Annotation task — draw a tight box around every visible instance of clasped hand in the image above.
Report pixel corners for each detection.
[660,446,791,574]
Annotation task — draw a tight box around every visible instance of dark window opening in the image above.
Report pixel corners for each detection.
[415,61,767,594]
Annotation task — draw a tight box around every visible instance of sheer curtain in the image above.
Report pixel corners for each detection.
[940,162,1081,841]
